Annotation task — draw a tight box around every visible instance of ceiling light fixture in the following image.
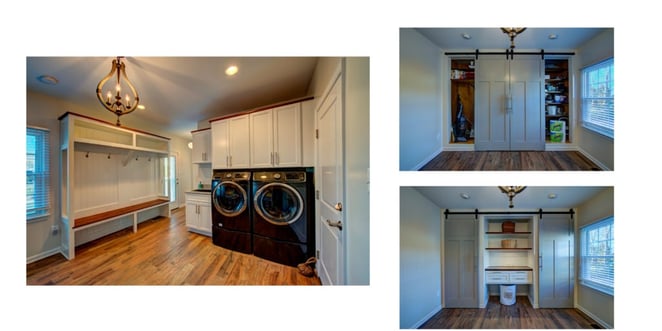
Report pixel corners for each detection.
[548,34,558,40]
[462,33,472,40]
[225,65,238,76]
[500,27,527,49]
[96,56,141,126]
[548,193,557,199]
[498,186,526,208]
[37,74,59,85]
[460,193,471,199]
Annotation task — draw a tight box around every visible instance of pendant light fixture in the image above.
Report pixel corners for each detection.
[500,28,526,49]
[498,186,526,208]
[96,56,141,126]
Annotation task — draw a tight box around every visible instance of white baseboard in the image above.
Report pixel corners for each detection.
[575,304,613,329]
[545,142,577,151]
[576,146,611,170]
[409,305,442,329]
[412,146,443,170]
[27,247,62,264]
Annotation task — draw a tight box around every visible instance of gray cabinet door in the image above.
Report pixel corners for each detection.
[444,216,478,307]
[539,215,574,308]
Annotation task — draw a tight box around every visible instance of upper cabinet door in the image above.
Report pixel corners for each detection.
[273,103,302,167]
[211,120,229,169]
[191,129,211,163]
[228,115,250,168]
[250,110,274,168]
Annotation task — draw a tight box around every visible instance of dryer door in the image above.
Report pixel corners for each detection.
[254,182,304,225]
[212,181,248,217]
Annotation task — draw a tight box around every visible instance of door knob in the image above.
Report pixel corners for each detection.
[326,219,343,231]
[334,202,343,211]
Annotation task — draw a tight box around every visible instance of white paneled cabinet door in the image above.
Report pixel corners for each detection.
[228,115,250,168]
[316,74,345,286]
[539,214,574,308]
[475,56,544,151]
[273,103,302,167]
[211,120,229,169]
[250,110,274,168]
[191,129,211,163]
[444,215,478,308]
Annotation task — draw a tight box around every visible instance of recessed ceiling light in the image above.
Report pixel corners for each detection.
[137,105,145,110]
[548,193,557,199]
[460,193,471,199]
[548,34,558,40]
[462,33,472,40]
[225,65,238,76]
[37,75,59,85]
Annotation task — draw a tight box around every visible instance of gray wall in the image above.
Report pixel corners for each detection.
[25,90,192,262]
[400,28,443,170]
[575,187,614,328]
[574,29,614,170]
[400,187,442,329]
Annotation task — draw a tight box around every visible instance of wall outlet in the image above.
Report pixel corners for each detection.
[51,225,59,236]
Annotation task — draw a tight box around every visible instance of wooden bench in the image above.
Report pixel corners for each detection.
[73,198,170,233]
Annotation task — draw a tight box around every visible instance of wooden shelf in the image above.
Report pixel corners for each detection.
[486,231,531,234]
[486,247,532,250]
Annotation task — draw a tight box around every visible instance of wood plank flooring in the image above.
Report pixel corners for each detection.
[26,207,321,285]
[420,151,603,171]
[420,296,602,329]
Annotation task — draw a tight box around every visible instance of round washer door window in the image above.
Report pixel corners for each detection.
[213,181,248,217]
[254,183,304,225]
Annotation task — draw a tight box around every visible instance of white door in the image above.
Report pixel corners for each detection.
[316,73,345,285]
[539,214,574,308]
[168,154,179,210]
[444,215,478,307]
[475,56,544,151]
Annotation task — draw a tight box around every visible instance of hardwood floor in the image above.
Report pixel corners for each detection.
[420,296,601,329]
[26,207,321,285]
[420,151,603,171]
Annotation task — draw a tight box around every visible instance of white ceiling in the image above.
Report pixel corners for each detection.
[26,56,319,139]
[413,186,607,210]
[414,27,609,51]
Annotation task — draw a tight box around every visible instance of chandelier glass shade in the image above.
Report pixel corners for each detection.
[500,27,526,49]
[498,186,526,208]
[96,56,140,126]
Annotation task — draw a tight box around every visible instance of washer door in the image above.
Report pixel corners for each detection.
[254,182,304,225]
[213,181,248,217]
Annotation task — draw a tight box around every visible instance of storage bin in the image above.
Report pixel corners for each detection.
[501,239,517,248]
[501,221,515,232]
[500,284,516,305]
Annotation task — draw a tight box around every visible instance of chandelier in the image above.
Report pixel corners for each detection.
[96,56,141,126]
[500,28,526,49]
[498,186,526,208]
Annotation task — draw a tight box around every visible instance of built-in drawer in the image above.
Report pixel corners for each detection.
[485,270,532,284]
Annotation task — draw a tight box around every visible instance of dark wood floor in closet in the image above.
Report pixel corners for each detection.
[26,207,321,285]
[421,151,603,171]
[420,296,602,329]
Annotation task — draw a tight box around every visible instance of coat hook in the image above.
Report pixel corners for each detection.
[108,154,111,159]
[148,157,151,162]
[85,152,89,158]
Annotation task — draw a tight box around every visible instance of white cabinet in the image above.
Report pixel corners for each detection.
[485,270,532,284]
[250,103,302,167]
[211,115,250,169]
[185,192,211,236]
[191,129,211,163]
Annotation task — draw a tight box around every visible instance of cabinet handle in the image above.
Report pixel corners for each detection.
[229,155,232,167]
[202,152,207,161]
[275,152,279,165]
[226,155,229,167]
[326,219,343,231]
[271,152,274,165]
[539,255,542,270]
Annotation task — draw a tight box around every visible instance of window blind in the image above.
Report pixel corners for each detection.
[27,126,50,219]
[582,58,614,138]
[579,216,614,295]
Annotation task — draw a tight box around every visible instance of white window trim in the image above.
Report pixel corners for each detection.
[27,125,51,221]
[579,216,614,296]
[580,58,614,139]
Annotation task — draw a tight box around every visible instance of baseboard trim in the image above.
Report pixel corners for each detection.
[27,247,62,264]
[575,304,613,329]
[576,146,611,170]
[409,305,442,329]
[412,146,443,170]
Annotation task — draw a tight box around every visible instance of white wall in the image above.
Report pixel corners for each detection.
[400,187,442,329]
[25,90,192,262]
[574,29,614,170]
[575,187,614,328]
[400,28,443,170]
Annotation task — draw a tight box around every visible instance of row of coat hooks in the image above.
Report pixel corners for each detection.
[444,49,575,60]
[84,151,151,161]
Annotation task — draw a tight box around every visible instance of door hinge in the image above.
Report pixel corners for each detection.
[315,129,319,139]
[316,250,320,258]
[316,190,319,200]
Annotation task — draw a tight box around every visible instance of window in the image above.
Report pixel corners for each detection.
[27,126,50,220]
[579,216,614,295]
[581,58,614,138]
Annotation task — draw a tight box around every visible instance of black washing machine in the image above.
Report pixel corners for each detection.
[211,170,252,254]
[252,168,314,267]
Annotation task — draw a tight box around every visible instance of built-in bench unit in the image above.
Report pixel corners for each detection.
[59,112,171,259]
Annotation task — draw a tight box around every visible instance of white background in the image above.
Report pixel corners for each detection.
[5,1,658,330]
